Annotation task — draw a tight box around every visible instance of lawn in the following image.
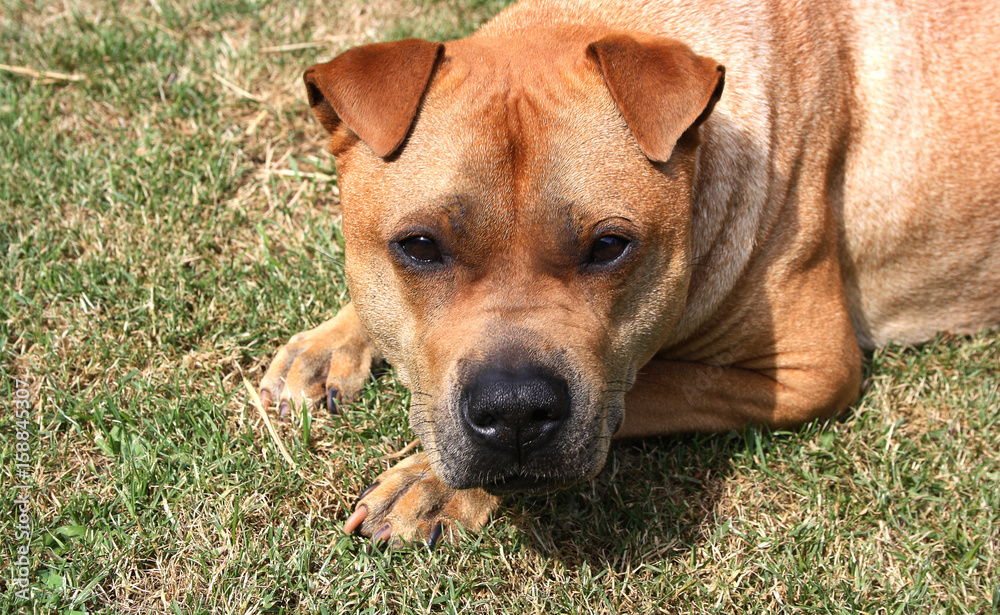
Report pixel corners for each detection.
[1,0,998,612]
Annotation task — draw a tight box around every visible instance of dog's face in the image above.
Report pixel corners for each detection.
[306,32,723,492]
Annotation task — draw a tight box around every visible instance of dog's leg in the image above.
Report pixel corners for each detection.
[343,452,500,547]
[617,350,862,437]
[259,302,381,417]
[617,229,866,436]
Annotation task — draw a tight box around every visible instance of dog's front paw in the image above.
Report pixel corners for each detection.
[344,452,500,548]
[259,302,380,417]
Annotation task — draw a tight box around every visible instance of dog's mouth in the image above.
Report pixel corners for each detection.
[435,436,612,494]
[479,472,577,495]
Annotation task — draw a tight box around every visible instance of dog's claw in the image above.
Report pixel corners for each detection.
[326,387,340,414]
[428,521,444,550]
[259,389,273,409]
[354,481,380,510]
[278,400,291,420]
[372,523,392,543]
[344,505,368,534]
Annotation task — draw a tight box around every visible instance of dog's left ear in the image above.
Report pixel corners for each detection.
[588,35,725,162]
[303,38,444,158]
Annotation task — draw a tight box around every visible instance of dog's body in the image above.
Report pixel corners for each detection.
[260,0,1000,544]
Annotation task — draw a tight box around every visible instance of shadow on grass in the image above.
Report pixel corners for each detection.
[505,432,749,570]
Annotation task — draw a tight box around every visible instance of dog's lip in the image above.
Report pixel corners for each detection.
[479,472,575,495]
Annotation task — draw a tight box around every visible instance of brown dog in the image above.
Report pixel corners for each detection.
[259,0,1000,546]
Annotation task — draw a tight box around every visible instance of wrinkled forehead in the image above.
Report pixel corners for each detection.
[339,34,669,228]
[418,35,634,176]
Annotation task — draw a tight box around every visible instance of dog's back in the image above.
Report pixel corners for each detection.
[838,0,1000,346]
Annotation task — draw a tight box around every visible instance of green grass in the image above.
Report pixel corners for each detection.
[1,0,998,612]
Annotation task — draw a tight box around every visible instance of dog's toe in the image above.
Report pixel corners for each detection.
[346,452,500,548]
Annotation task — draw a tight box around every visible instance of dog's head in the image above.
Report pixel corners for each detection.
[304,30,723,493]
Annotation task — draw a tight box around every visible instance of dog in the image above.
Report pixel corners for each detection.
[259,0,1000,546]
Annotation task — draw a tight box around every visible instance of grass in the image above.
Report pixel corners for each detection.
[1,0,998,612]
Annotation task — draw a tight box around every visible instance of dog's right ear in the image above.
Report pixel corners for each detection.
[303,39,444,158]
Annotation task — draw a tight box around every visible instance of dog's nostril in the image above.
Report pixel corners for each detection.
[462,368,569,452]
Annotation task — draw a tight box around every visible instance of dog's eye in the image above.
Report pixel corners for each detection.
[589,234,630,264]
[399,234,442,263]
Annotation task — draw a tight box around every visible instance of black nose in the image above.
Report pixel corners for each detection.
[461,368,569,454]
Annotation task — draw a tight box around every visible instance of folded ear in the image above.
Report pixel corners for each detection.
[588,35,725,162]
[303,38,444,158]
